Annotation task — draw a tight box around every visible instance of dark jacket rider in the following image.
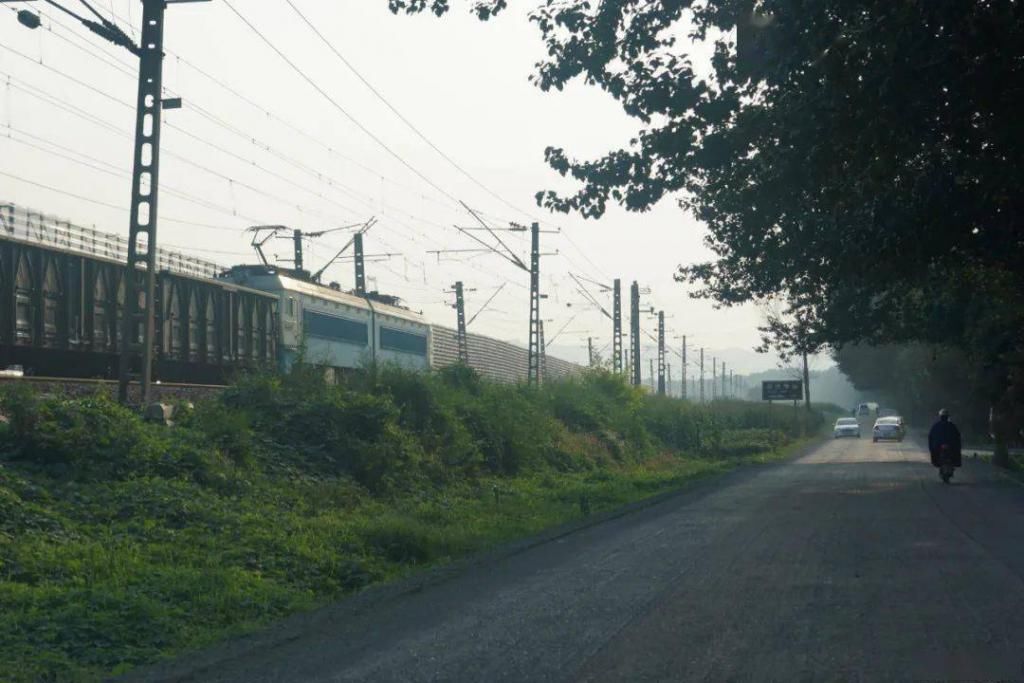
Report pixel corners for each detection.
[928,409,962,467]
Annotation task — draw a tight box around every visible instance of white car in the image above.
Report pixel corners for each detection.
[834,417,861,439]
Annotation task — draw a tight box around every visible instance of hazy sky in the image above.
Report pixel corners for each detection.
[0,0,812,374]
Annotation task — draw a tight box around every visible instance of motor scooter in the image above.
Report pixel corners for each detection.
[939,444,956,484]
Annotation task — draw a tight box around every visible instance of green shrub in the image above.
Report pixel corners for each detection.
[0,363,827,682]
[0,392,233,486]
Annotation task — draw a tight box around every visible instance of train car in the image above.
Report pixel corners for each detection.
[0,202,277,383]
[220,265,432,378]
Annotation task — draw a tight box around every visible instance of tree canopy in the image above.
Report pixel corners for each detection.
[389,1,1024,411]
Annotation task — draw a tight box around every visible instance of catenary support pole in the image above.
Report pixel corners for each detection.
[712,357,717,400]
[682,335,687,400]
[118,0,169,405]
[527,222,541,386]
[454,281,468,364]
[354,233,366,294]
[657,311,666,395]
[630,281,641,386]
[612,278,622,374]
[539,319,547,385]
[293,229,304,272]
[699,348,705,403]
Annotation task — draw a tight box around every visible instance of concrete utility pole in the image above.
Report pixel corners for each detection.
[722,361,727,399]
[657,311,666,396]
[699,348,705,403]
[667,363,673,398]
[630,281,641,386]
[587,336,594,367]
[649,358,655,391]
[612,278,623,374]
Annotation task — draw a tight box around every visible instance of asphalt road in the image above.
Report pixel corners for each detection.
[134,435,1024,682]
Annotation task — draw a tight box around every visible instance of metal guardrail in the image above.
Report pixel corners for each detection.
[0,202,221,279]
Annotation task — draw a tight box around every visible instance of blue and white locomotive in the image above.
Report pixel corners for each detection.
[221,265,431,377]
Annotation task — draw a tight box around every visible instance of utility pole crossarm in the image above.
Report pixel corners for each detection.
[467,282,506,327]
[304,222,364,238]
[575,273,613,292]
[569,273,612,320]
[459,201,527,271]
[453,223,527,272]
[311,216,377,282]
[547,313,578,345]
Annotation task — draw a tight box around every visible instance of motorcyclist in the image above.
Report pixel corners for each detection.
[928,409,962,468]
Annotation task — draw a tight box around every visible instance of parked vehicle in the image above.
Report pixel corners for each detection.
[833,417,861,439]
[872,416,905,442]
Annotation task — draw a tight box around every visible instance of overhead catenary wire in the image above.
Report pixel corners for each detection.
[3,2,623,352]
[0,169,245,231]
[221,0,464,207]
[282,0,538,223]
[0,70,368,224]
[2,126,271,226]
[5,9,585,290]
[0,41,381,220]
[90,2,469,218]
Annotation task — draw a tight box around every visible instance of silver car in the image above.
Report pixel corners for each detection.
[872,416,905,442]
[834,417,861,439]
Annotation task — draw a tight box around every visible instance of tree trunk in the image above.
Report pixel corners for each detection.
[991,403,1011,468]
[803,351,811,412]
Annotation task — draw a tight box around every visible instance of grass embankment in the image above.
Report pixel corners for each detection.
[0,365,824,682]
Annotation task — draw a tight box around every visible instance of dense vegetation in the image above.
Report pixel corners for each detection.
[833,344,994,442]
[387,0,1024,460]
[0,365,822,682]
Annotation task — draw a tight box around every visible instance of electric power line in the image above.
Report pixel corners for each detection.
[283,0,538,222]
[0,169,245,231]
[221,0,464,207]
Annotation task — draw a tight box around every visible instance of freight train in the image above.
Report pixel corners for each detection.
[0,202,578,385]
[0,203,430,383]
[0,203,278,383]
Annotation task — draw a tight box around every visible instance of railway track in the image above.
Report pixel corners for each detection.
[0,375,227,403]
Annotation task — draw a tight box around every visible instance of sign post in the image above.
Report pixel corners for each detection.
[762,380,804,435]
[761,380,803,402]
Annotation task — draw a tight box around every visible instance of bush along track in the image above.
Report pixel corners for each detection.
[0,365,825,682]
